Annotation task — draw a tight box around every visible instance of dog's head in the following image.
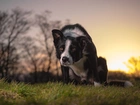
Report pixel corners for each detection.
[52,29,90,66]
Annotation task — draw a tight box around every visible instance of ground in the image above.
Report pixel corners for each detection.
[0,79,140,105]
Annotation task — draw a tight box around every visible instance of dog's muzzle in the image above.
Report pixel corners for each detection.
[61,56,72,66]
[62,56,69,63]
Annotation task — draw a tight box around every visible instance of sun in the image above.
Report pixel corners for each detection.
[107,57,129,73]
[108,61,129,72]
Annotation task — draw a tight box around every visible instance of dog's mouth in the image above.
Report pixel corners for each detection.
[61,62,72,67]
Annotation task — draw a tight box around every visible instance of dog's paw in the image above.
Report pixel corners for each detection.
[94,82,101,87]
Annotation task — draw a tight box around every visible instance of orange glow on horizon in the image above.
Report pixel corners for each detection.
[107,59,129,73]
[88,21,140,74]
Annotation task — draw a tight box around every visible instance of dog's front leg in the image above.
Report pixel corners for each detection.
[88,55,101,86]
[61,66,69,84]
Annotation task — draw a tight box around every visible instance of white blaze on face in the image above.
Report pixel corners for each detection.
[60,39,73,66]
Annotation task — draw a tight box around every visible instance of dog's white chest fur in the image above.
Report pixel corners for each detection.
[69,56,88,79]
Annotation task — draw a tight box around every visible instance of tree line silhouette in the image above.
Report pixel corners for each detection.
[0,8,139,83]
[0,8,70,83]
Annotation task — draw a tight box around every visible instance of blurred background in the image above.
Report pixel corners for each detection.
[0,0,140,83]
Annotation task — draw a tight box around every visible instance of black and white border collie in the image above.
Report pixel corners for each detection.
[52,24,133,87]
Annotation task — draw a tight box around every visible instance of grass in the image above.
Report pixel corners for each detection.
[0,79,140,105]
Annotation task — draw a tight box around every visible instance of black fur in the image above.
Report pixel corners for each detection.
[52,24,133,87]
[52,24,99,84]
[97,57,108,84]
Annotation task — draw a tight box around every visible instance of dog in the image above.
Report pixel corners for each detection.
[97,57,133,87]
[52,24,133,87]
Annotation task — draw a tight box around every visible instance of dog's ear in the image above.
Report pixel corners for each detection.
[52,29,64,46]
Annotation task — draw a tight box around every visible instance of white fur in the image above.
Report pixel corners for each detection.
[60,40,73,66]
[94,82,101,87]
[69,56,88,79]
[124,81,133,87]
[63,27,85,37]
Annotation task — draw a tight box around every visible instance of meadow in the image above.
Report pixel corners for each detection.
[0,79,140,105]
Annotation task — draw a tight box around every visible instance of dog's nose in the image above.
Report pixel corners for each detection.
[62,56,69,62]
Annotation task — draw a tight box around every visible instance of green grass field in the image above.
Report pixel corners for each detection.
[0,79,140,105]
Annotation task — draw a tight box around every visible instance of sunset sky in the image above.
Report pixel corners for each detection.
[0,0,140,72]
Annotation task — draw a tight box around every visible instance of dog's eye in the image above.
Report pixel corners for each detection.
[71,47,76,52]
[59,47,64,52]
